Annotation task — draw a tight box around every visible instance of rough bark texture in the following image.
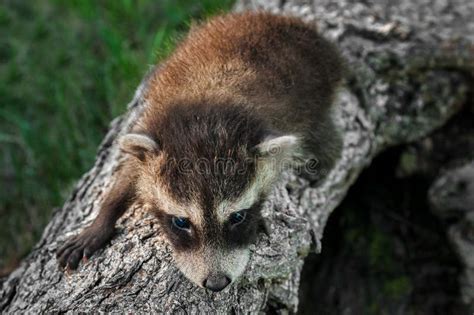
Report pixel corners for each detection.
[1,0,473,313]
[429,162,474,309]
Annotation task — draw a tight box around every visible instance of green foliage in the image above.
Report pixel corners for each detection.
[0,0,233,273]
[342,205,413,312]
[383,276,412,299]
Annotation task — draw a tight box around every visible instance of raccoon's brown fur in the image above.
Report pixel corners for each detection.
[57,12,344,292]
[142,12,343,168]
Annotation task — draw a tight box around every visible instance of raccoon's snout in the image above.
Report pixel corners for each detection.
[203,273,231,292]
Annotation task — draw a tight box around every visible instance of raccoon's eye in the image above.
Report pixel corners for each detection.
[172,216,191,230]
[229,210,247,226]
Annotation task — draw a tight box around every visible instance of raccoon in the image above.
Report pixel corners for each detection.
[57,11,344,292]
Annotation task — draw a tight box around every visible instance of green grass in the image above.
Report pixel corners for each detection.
[0,0,234,275]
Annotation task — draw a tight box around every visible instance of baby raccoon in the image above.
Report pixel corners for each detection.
[57,12,343,292]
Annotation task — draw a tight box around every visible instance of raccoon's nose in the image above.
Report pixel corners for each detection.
[203,273,231,292]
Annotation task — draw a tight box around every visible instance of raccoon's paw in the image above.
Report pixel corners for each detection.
[56,226,114,270]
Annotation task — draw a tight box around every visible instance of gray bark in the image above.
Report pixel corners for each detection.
[1,0,473,313]
[430,162,474,309]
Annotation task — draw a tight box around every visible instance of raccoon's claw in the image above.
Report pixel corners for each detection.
[56,227,113,270]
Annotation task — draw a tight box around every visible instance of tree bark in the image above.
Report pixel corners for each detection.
[429,162,474,310]
[1,0,473,313]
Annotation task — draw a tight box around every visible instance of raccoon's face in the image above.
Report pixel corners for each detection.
[150,185,264,292]
[120,104,300,291]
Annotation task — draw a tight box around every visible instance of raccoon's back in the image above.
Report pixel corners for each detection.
[143,12,343,134]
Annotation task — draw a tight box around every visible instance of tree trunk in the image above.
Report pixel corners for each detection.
[1,0,473,313]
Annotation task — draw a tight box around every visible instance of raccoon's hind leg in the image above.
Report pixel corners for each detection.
[56,165,135,270]
[300,115,342,183]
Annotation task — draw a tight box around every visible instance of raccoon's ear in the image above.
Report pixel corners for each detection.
[119,133,158,161]
[254,134,300,159]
